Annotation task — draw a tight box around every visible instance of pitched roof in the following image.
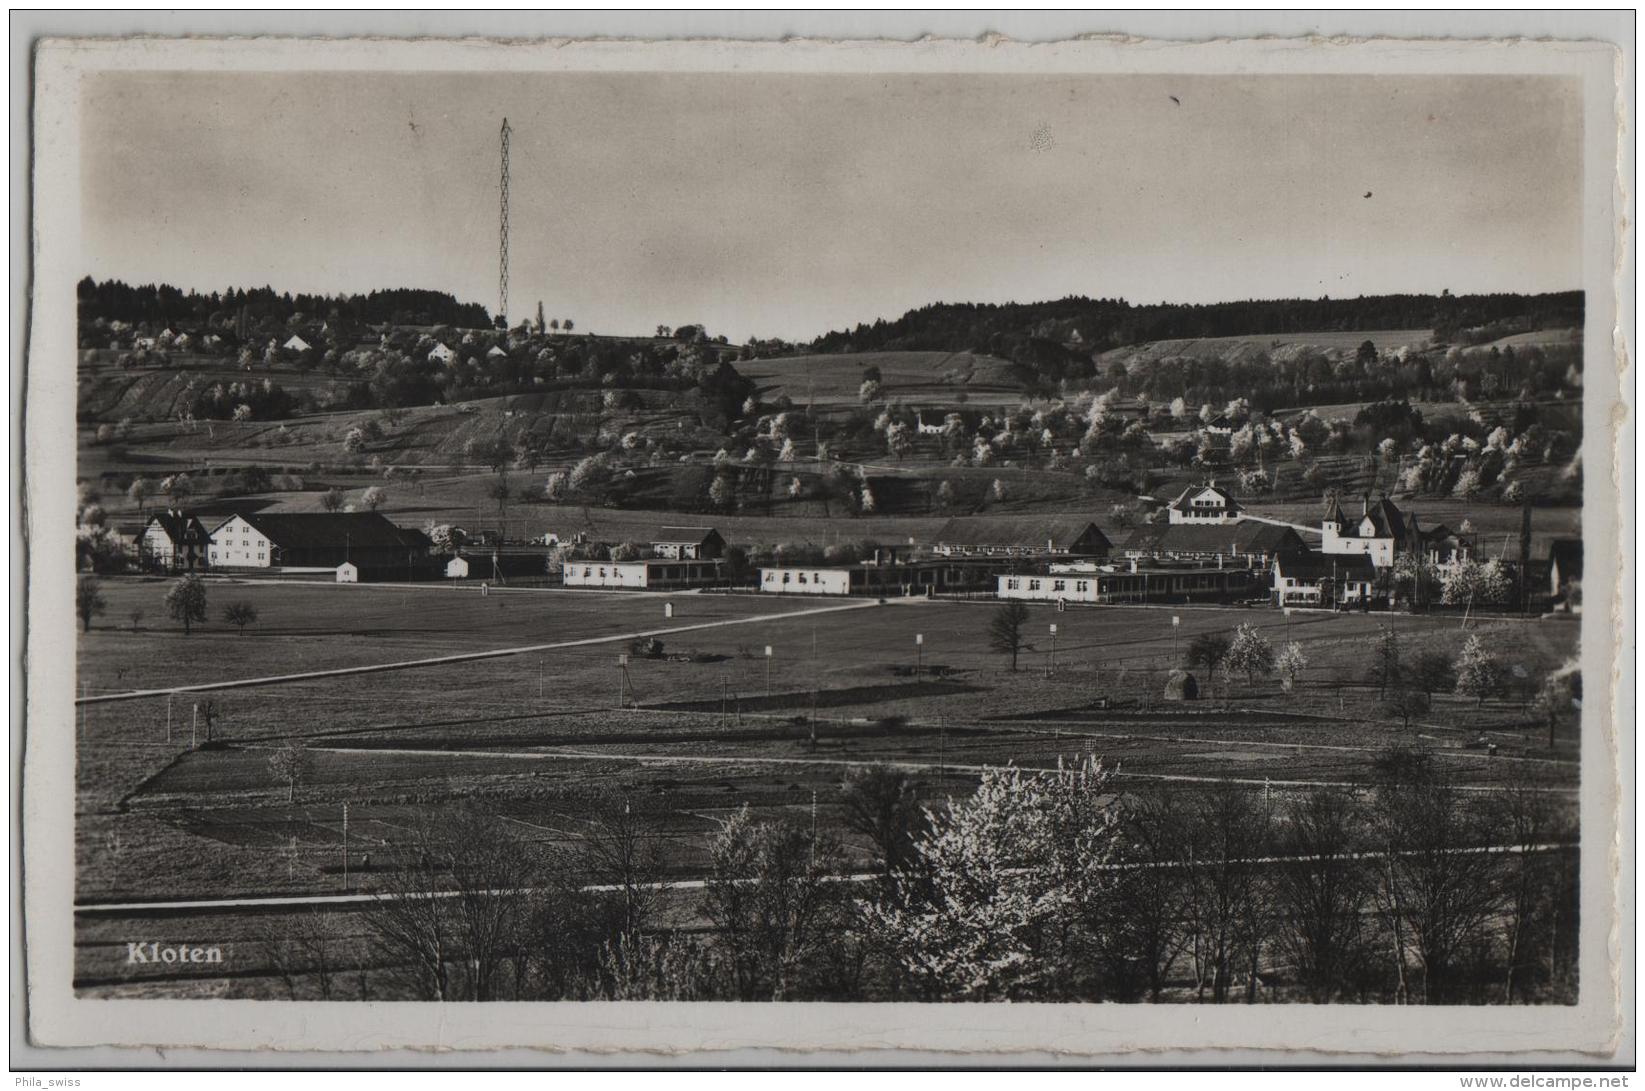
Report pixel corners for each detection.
[228,511,414,551]
[144,511,210,546]
[1125,521,1301,554]
[934,516,1107,552]
[1170,483,1240,513]
[1273,550,1377,580]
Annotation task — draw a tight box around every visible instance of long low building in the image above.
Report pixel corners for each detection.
[758,558,1015,597]
[562,558,722,590]
[998,564,1259,605]
[1121,521,1305,566]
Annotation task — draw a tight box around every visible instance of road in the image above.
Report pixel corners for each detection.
[75,841,1577,917]
[75,598,884,704]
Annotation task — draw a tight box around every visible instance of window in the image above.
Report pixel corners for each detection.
[1075,581,1088,592]
[1006,578,1019,590]
[1028,579,1041,591]
[1052,580,1066,592]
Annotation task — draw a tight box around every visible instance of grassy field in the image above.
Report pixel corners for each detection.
[73,574,1582,996]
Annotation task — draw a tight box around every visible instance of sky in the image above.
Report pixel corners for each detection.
[81,70,1583,342]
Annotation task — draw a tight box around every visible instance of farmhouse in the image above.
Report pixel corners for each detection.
[282,334,312,353]
[1166,483,1241,524]
[428,342,457,365]
[209,512,429,571]
[650,526,725,560]
[998,562,1258,606]
[931,516,1111,558]
[1272,551,1378,607]
[138,510,213,572]
[1122,521,1303,567]
[562,558,722,590]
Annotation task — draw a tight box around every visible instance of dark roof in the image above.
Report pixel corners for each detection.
[1169,483,1240,513]
[144,511,210,546]
[1125,521,1301,554]
[1273,550,1378,580]
[1548,539,1582,578]
[1329,494,1410,542]
[227,511,414,551]
[934,516,1108,552]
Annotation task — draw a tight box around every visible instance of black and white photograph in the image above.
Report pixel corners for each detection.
[18,24,1631,1065]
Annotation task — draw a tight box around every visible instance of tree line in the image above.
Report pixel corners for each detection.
[253,749,1576,1005]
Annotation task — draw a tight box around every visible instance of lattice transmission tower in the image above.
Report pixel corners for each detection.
[497,117,511,327]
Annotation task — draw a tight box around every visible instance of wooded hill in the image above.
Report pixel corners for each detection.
[806,291,1585,379]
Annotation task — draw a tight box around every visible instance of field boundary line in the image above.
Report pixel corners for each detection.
[75,600,882,704]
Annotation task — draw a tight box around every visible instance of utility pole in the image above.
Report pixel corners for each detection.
[498,118,511,326]
[915,632,923,680]
[764,645,773,698]
[1172,614,1181,664]
[1047,623,1058,677]
[538,658,544,699]
[617,653,629,709]
[191,703,199,748]
[166,692,173,743]
[342,802,350,892]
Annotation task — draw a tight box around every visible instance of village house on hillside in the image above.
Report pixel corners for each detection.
[931,516,1111,558]
[1166,483,1242,524]
[208,511,430,572]
[282,334,312,353]
[138,509,213,572]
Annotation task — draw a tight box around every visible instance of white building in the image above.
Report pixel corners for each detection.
[428,342,457,365]
[1166,483,1241,525]
[1272,551,1377,606]
[335,562,359,583]
[445,556,471,579]
[283,334,312,353]
[1320,495,1410,569]
[562,558,721,590]
[207,513,275,568]
[915,412,944,436]
[758,567,854,595]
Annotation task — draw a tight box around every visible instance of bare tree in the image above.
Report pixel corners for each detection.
[1370,749,1503,1003]
[839,766,925,883]
[1179,783,1275,1003]
[361,808,543,1001]
[222,600,259,635]
[1187,632,1230,690]
[576,804,667,941]
[988,601,1031,672]
[1101,789,1193,1002]
[1271,788,1374,1002]
[76,575,107,633]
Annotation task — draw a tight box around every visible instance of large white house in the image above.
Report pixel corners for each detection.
[1166,483,1241,525]
[139,510,212,571]
[208,513,275,567]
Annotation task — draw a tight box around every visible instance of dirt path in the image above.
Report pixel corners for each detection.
[76,599,885,705]
[234,740,1579,796]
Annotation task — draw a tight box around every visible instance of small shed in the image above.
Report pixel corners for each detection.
[445,556,471,579]
[1163,669,1199,701]
[283,334,312,353]
[335,561,359,583]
